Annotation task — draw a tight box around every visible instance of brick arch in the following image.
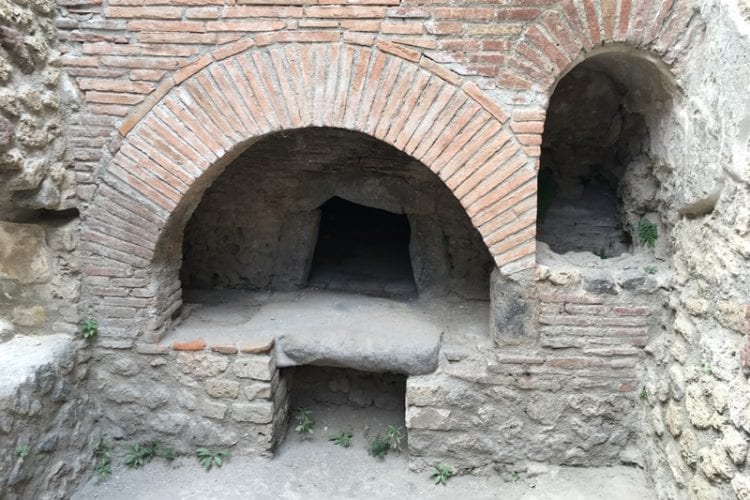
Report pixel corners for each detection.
[82,40,537,341]
[502,0,700,94]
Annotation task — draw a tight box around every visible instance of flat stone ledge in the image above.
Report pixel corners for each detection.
[0,334,73,399]
[161,290,443,375]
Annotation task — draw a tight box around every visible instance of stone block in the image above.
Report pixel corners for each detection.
[233,355,275,381]
[231,401,273,424]
[11,305,46,327]
[582,269,617,295]
[722,426,748,465]
[177,352,229,378]
[205,378,240,399]
[0,221,51,284]
[199,400,228,420]
[244,382,272,401]
[405,406,451,430]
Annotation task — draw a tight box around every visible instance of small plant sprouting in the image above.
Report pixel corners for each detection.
[593,248,608,259]
[196,447,230,471]
[329,431,353,448]
[431,464,454,486]
[16,445,30,458]
[703,363,713,375]
[638,220,658,247]
[644,266,657,275]
[81,319,98,339]
[511,471,521,482]
[368,434,390,460]
[385,425,403,453]
[92,433,112,479]
[639,387,648,400]
[124,442,156,469]
[293,407,315,435]
[123,439,174,469]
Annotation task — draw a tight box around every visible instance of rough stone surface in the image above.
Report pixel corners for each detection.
[0,335,93,499]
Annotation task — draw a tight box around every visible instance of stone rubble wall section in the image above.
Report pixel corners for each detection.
[632,5,750,500]
[0,339,93,499]
[93,339,289,458]
[403,271,659,474]
[0,219,80,341]
[0,0,76,214]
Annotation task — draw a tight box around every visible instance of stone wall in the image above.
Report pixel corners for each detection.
[636,4,750,499]
[0,0,80,342]
[91,338,288,458]
[0,335,93,499]
[406,250,661,475]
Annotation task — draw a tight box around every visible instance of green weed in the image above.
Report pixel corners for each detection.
[431,464,454,485]
[196,447,230,471]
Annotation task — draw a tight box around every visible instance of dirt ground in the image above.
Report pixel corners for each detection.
[73,403,654,500]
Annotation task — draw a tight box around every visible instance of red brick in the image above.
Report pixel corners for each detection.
[185,6,220,19]
[462,81,509,123]
[386,7,429,18]
[105,6,182,18]
[340,19,381,32]
[434,7,494,20]
[214,38,255,61]
[582,0,603,45]
[86,91,144,105]
[600,0,616,41]
[223,6,302,17]
[173,338,207,351]
[131,69,166,81]
[376,40,421,62]
[79,78,155,93]
[305,6,386,18]
[616,0,633,41]
[128,20,206,32]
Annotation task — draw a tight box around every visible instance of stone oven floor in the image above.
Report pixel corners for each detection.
[168,289,491,375]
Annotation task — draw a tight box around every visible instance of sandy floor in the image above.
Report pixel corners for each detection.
[73,402,654,500]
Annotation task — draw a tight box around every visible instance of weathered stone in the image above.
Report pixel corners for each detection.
[712,382,730,414]
[205,378,240,399]
[0,114,14,147]
[199,400,228,420]
[651,405,665,437]
[143,386,170,409]
[665,401,684,437]
[176,352,229,378]
[239,337,274,354]
[733,474,750,500]
[0,221,50,284]
[680,428,700,466]
[582,269,616,295]
[244,382,272,401]
[405,407,451,430]
[699,443,736,481]
[233,355,275,381]
[668,364,685,401]
[686,383,714,429]
[690,473,724,500]
[722,426,748,465]
[231,401,273,424]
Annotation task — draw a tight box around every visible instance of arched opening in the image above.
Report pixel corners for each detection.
[309,196,416,298]
[180,127,492,301]
[171,127,492,373]
[537,50,675,259]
